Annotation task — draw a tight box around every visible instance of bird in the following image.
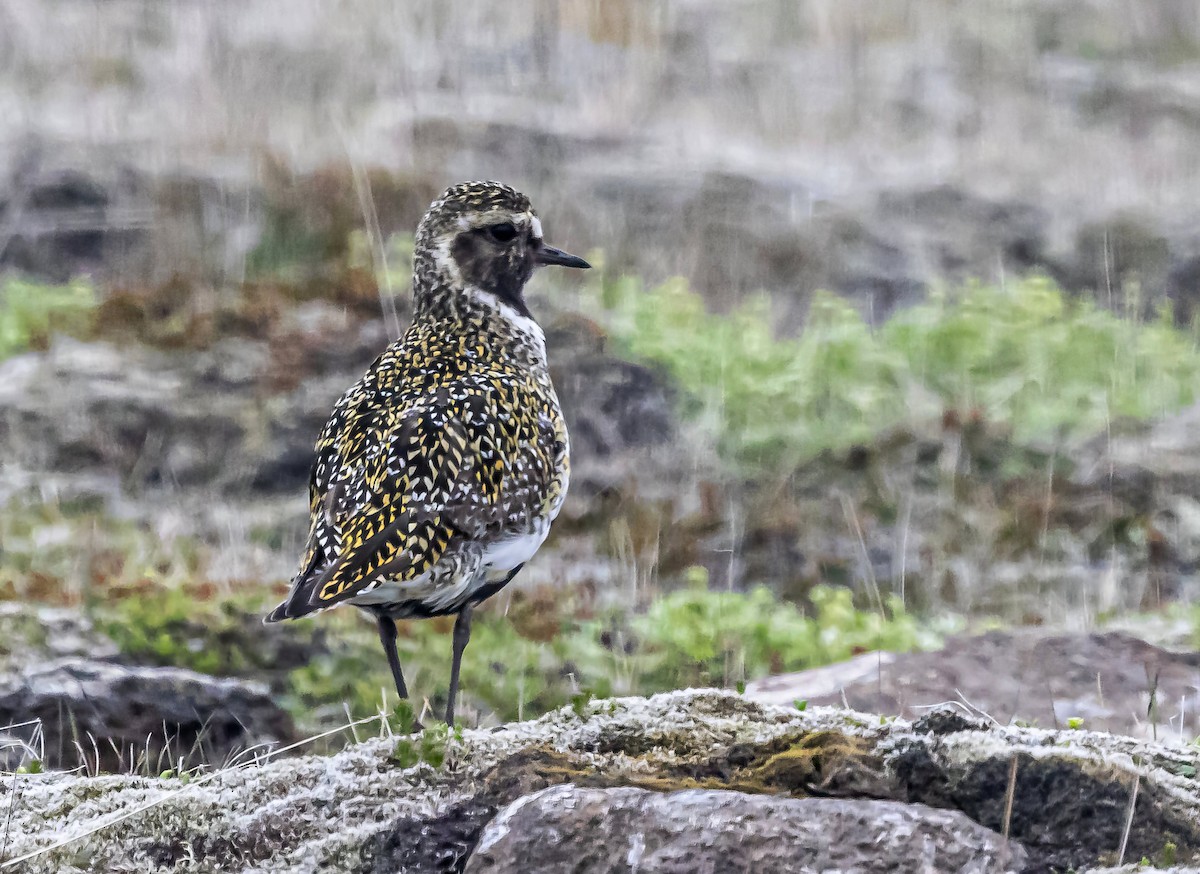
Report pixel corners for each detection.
[265,181,589,726]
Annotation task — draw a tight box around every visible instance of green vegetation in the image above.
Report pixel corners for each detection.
[0,277,96,360]
[390,701,460,768]
[592,273,1200,470]
[626,574,944,690]
[282,571,948,728]
[67,562,947,731]
[96,586,282,678]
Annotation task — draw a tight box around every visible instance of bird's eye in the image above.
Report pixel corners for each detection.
[487,222,518,243]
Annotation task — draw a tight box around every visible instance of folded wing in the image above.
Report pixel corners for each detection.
[266,404,478,621]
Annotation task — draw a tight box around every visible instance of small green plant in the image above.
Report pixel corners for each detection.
[570,691,594,718]
[0,278,96,360]
[392,722,456,770]
[1161,841,1177,867]
[16,758,43,775]
[1067,717,1085,730]
[390,700,419,735]
[794,699,808,712]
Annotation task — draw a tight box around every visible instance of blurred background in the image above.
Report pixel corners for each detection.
[4,0,1200,771]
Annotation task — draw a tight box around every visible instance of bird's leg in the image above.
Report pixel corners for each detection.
[445,604,474,726]
[376,614,409,700]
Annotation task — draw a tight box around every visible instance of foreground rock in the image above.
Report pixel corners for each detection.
[747,628,1200,740]
[4,691,1199,873]
[0,658,297,772]
[466,785,1026,874]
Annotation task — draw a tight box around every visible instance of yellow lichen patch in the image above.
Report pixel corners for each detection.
[477,727,888,809]
[479,745,601,803]
[737,731,883,796]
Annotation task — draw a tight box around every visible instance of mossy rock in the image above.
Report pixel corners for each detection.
[6,690,1200,873]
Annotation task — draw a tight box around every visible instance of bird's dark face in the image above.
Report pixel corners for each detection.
[415,182,589,317]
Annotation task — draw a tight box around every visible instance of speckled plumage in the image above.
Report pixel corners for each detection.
[266,181,588,721]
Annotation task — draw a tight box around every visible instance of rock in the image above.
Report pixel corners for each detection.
[747,649,899,705]
[465,784,1026,873]
[546,313,680,503]
[0,335,351,494]
[364,798,499,874]
[1079,402,1200,497]
[0,145,153,281]
[4,690,1199,873]
[0,602,119,675]
[1167,253,1200,325]
[0,658,297,772]
[747,629,1200,740]
[1069,214,1172,311]
[875,186,1050,290]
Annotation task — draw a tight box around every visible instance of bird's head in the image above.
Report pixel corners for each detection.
[413,181,589,318]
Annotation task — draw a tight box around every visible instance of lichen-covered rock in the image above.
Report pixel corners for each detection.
[465,784,1026,873]
[0,658,297,772]
[2,690,1198,873]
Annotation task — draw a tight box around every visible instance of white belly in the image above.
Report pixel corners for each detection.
[481,519,551,573]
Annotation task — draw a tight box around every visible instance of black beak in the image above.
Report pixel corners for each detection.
[535,244,590,269]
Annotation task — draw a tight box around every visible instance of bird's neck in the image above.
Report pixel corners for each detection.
[412,279,548,371]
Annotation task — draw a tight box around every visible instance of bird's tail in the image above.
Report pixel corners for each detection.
[262,600,291,624]
[264,520,337,624]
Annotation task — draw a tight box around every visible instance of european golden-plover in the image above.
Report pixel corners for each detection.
[266,181,589,725]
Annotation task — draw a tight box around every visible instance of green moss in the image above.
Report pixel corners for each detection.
[738,731,876,793]
[392,722,459,770]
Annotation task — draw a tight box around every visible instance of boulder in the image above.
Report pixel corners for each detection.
[466,785,1026,873]
[747,629,1200,740]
